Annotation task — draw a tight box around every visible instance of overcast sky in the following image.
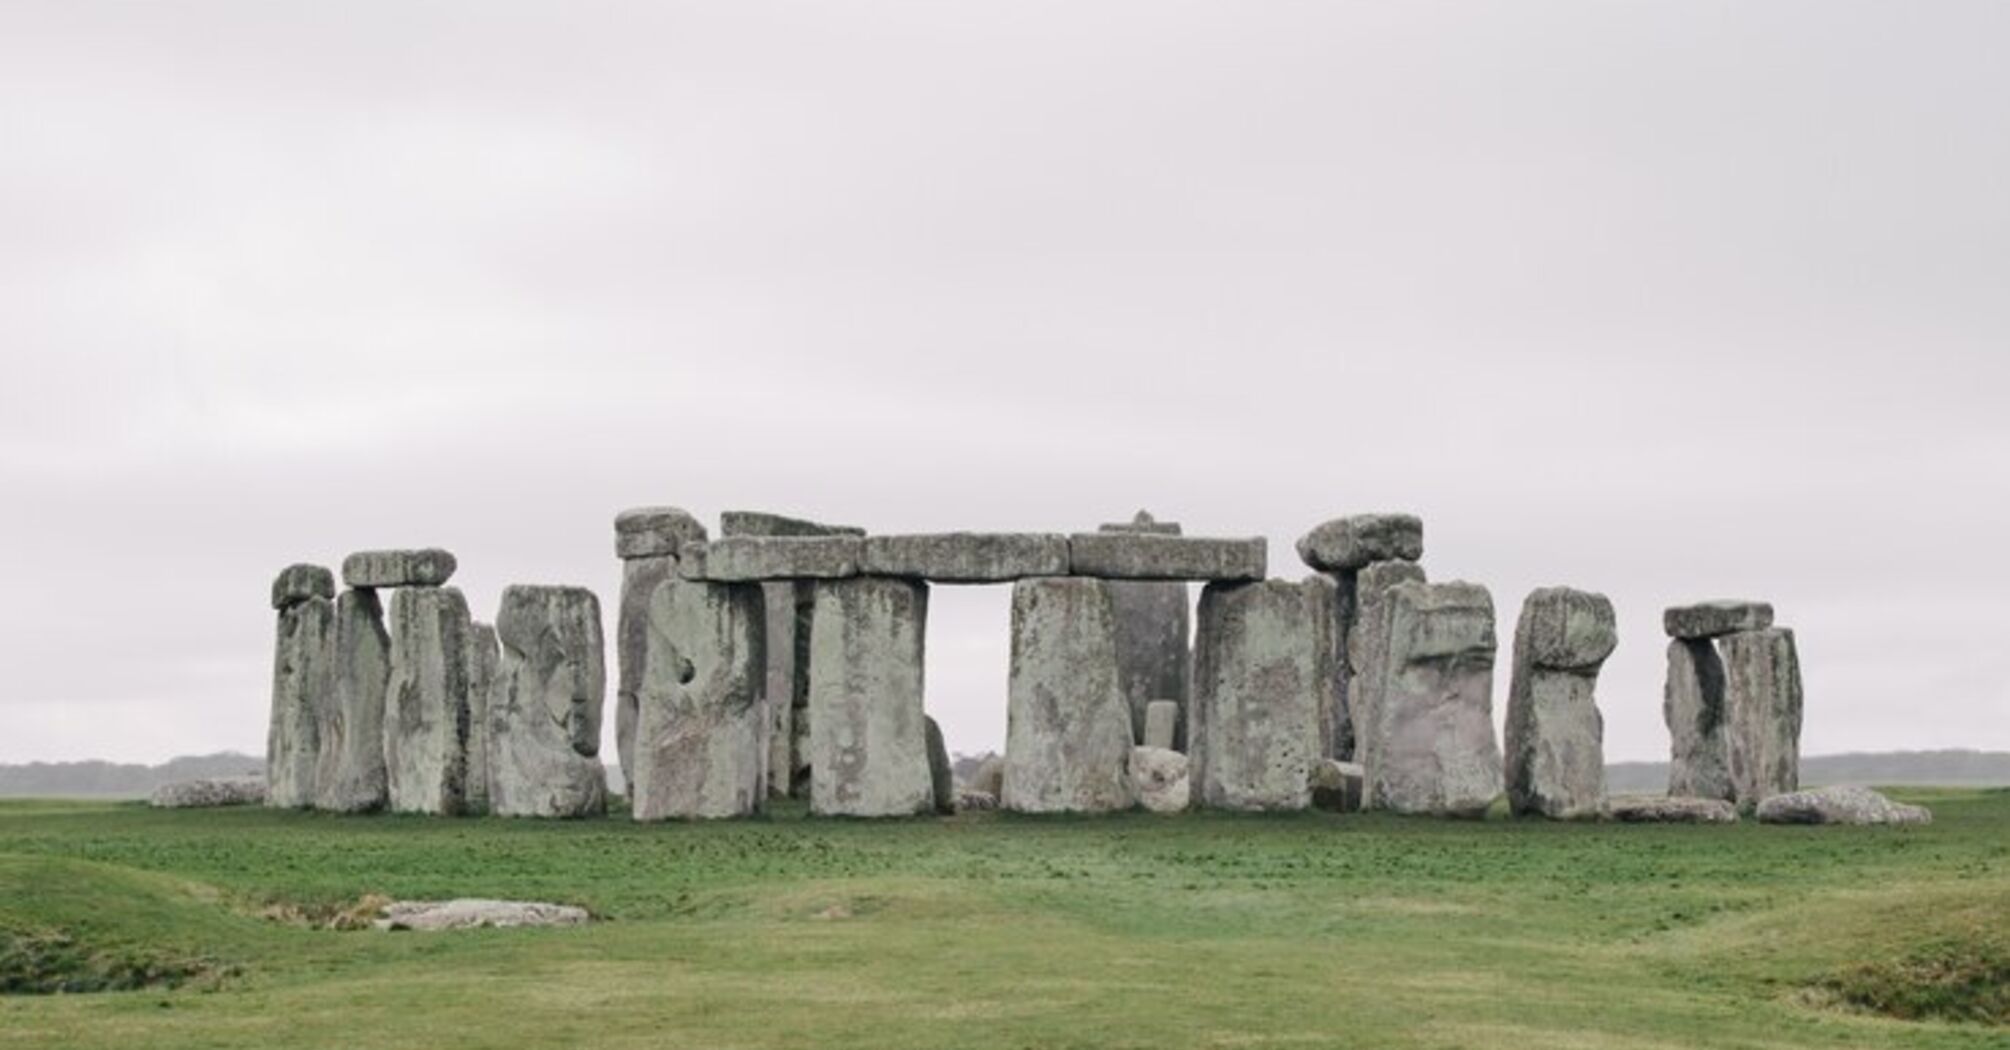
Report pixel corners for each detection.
[4,2,2006,766]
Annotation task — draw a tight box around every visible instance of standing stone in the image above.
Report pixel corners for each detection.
[1721,627,1804,810]
[1188,577,1336,812]
[925,716,955,815]
[632,577,768,820]
[1504,587,1617,820]
[1098,512,1192,749]
[384,586,475,816]
[1003,578,1133,813]
[315,588,391,813]
[490,586,608,819]
[268,569,335,810]
[1141,700,1180,751]
[615,506,710,560]
[807,577,933,817]
[1664,638,1733,800]
[1365,581,1501,818]
[464,622,498,814]
[614,506,708,799]
[1345,561,1427,794]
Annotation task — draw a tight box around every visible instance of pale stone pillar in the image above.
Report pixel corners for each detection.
[316,586,391,812]
[385,585,475,815]
[1002,577,1133,813]
[1364,581,1502,817]
[491,586,608,819]
[807,576,933,817]
[632,576,767,820]
[1504,587,1616,819]
[1189,577,1336,812]
[268,564,335,809]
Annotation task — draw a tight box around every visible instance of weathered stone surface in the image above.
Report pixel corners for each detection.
[491,587,608,819]
[1097,510,1180,536]
[614,506,708,560]
[1130,746,1190,814]
[807,577,933,817]
[761,581,802,799]
[1188,577,1336,811]
[464,622,498,813]
[374,899,589,931]
[1003,578,1134,813]
[267,594,334,809]
[1755,785,1930,826]
[1066,533,1266,581]
[1721,628,1804,809]
[1663,600,1774,640]
[1365,581,1502,817]
[384,586,474,816]
[632,577,768,820]
[1295,514,1423,572]
[1602,795,1739,823]
[1345,561,1428,790]
[925,716,955,816]
[859,533,1069,582]
[343,549,458,588]
[1505,588,1615,820]
[967,754,1004,797]
[1664,638,1733,800]
[1095,513,1192,749]
[1310,759,1366,813]
[152,776,266,808]
[956,789,998,811]
[315,589,390,813]
[719,510,864,538]
[271,563,335,610]
[615,555,678,794]
[679,536,862,581]
[1142,700,1180,751]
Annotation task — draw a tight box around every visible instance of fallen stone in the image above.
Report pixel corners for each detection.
[267,592,335,810]
[384,586,475,816]
[374,899,589,932]
[615,555,679,793]
[1663,600,1774,640]
[955,789,998,812]
[151,776,266,808]
[859,533,1069,582]
[1504,587,1616,820]
[1602,795,1739,823]
[1345,560,1428,792]
[490,586,608,819]
[1755,785,1931,826]
[342,549,458,589]
[632,577,768,820]
[1364,581,1502,818]
[1189,577,1336,811]
[967,753,1004,797]
[271,564,335,610]
[1664,638,1733,800]
[1721,627,1804,809]
[679,536,862,581]
[1003,578,1134,813]
[1310,759,1366,813]
[1130,746,1190,813]
[1142,700,1180,751]
[315,588,391,813]
[614,506,709,560]
[464,621,498,813]
[926,716,955,816]
[1066,533,1266,581]
[807,577,933,817]
[1294,514,1424,572]
[719,510,864,538]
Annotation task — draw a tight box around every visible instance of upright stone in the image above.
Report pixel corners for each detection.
[464,622,498,813]
[925,716,955,816]
[1003,578,1133,813]
[1365,581,1501,817]
[613,506,707,796]
[807,577,933,817]
[384,586,475,815]
[1347,560,1427,796]
[315,587,391,812]
[632,577,767,820]
[1663,638,1733,800]
[268,566,335,809]
[1141,700,1180,751]
[490,586,608,819]
[1504,587,1617,820]
[1188,577,1336,812]
[1721,627,1804,810]
[1097,512,1192,749]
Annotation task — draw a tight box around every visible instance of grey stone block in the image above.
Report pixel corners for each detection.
[1504,588,1615,820]
[1142,700,1180,751]
[633,577,768,820]
[719,510,864,538]
[807,576,933,817]
[1602,795,1738,823]
[1095,511,1192,748]
[926,716,955,816]
[1131,746,1190,813]
[1364,581,1502,818]
[1189,577,1336,811]
[343,549,458,588]
[315,588,390,813]
[267,595,334,809]
[614,506,709,560]
[1066,533,1265,581]
[384,586,475,815]
[152,777,267,808]
[1721,627,1804,810]
[762,581,802,799]
[614,555,679,793]
[271,564,335,610]
[1003,578,1134,813]
[859,533,1069,582]
[1663,600,1774,640]
[1345,560,1428,793]
[678,536,862,581]
[1755,785,1929,826]
[464,621,498,814]
[1310,759,1366,813]
[1294,514,1424,572]
[491,586,608,819]
[1664,638,1733,800]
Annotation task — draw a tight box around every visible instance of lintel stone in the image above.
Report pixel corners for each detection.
[1663,600,1774,640]
[678,536,862,581]
[860,533,1069,582]
[343,549,458,588]
[615,506,709,560]
[1067,533,1265,581]
[1295,514,1423,572]
[719,510,865,538]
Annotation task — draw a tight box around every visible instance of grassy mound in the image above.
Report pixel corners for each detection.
[1819,933,2009,1026]
[0,927,221,995]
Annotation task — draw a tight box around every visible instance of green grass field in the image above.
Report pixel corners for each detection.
[1,790,2004,1049]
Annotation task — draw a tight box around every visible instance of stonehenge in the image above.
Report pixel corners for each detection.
[263,508,1824,829]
